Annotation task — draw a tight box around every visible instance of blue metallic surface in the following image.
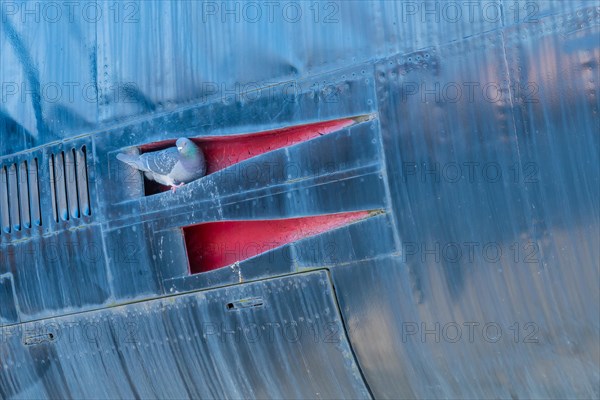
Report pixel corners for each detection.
[1,1,599,398]
[1,271,370,398]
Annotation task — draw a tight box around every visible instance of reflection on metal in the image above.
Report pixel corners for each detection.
[0,274,18,324]
[0,1,599,399]
[0,271,371,399]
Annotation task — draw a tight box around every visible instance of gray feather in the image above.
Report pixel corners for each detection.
[140,148,179,175]
[116,139,206,188]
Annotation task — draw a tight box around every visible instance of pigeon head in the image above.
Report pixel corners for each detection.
[176,138,198,157]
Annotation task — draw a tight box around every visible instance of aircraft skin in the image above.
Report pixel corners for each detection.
[0,1,599,398]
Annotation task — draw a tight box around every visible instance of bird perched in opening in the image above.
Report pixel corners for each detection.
[116,138,206,192]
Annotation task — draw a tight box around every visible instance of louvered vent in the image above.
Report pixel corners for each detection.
[49,146,91,222]
[0,159,42,234]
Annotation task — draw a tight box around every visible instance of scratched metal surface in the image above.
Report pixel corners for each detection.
[1,1,599,399]
[0,271,370,399]
[363,7,600,399]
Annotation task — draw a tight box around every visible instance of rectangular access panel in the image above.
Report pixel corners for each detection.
[0,270,370,399]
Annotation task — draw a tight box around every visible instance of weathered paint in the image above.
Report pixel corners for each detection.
[1,1,599,398]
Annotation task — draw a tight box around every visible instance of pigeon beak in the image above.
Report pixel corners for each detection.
[177,147,183,151]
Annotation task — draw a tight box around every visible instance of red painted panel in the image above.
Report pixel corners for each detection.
[184,211,370,274]
[198,118,355,174]
[140,118,355,195]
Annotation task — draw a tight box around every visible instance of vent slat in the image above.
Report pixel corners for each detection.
[54,152,69,221]
[8,164,20,231]
[19,161,31,229]
[65,149,79,219]
[49,155,58,223]
[29,158,41,226]
[0,167,10,233]
[75,146,90,216]
[1,147,88,235]
[47,145,91,226]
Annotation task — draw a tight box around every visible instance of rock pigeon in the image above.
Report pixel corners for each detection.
[116,138,206,192]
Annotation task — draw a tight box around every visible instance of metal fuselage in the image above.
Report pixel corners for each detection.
[0,1,599,398]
